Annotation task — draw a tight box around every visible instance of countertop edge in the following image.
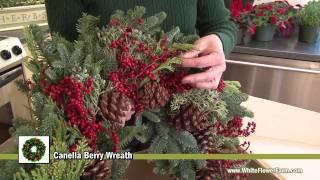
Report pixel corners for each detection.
[232,46,320,62]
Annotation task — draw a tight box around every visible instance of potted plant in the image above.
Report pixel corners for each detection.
[297,0,320,43]
[230,0,256,44]
[251,2,291,42]
[274,1,300,38]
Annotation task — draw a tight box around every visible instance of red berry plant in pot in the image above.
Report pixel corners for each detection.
[251,0,298,41]
[10,6,256,180]
[274,1,301,37]
[230,0,256,44]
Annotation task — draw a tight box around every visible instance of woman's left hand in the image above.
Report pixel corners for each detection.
[181,34,226,89]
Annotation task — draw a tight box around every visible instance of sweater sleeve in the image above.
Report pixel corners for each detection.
[44,0,87,41]
[196,0,237,55]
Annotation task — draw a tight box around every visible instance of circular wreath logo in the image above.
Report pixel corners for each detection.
[22,138,46,162]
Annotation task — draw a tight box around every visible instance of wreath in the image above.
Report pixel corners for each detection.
[22,138,46,162]
[7,6,256,180]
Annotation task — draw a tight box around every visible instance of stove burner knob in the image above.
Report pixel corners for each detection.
[1,50,12,60]
[12,45,23,55]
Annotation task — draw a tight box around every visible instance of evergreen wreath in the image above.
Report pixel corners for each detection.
[0,6,256,180]
[22,138,46,162]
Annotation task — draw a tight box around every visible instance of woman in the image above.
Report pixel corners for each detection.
[45,0,237,90]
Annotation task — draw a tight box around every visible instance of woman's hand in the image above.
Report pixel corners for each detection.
[181,34,226,89]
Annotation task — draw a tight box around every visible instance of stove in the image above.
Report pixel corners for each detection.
[0,36,31,145]
[0,36,27,73]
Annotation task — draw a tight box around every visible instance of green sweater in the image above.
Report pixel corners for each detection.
[44,0,237,54]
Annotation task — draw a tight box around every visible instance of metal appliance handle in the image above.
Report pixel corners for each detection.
[226,60,320,74]
[0,66,23,88]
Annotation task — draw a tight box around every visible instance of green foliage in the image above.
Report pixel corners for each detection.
[15,79,29,93]
[252,1,298,27]
[154,57,182,74]
[170,89,219,112]
[24,22,112,83]
[148,121,205,179]
[118,126,140,150]
[221,81,254,122]
[96,129,114,152]
[297,0,320,26]
[29,92,46,120]
[160,26,198,45]
[111,160,130,180]
[117,112,159,150]
[170,89,228,124]
[0,161,35,180]
[211,100,228,123]
[76,14,100,41]
[14,119,89,180]
[37,100,59,134]
[172,43,197,52]
[9,118,38,137]
[14,140,89,180]
[140,12,167,35]
[0,161,21,180]
[141,111,161,123]
[111,6,146,26]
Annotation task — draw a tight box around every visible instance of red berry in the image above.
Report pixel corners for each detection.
[137,18,144,25]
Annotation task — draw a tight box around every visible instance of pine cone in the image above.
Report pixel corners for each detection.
[99,91,134,130]
[192,126,221,154]
[168,103,209,133]
[82,159,112,180]
[196,160,226,180]
[196,162,216,180]
[138,82,171,110]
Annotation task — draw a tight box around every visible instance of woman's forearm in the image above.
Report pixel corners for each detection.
[196,0,237,55]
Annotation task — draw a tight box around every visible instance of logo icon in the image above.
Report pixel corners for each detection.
[19,136,49,163]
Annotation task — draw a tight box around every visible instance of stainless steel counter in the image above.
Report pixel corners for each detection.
[232,35,320,62]
[225,37,320,113]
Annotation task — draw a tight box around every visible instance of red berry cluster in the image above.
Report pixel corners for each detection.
[24,79,35,91]
[215,116,256,138]
[217,79,226,92]
[159,70,192,94]
[111,132,120,153]
[68,139,81,152]
[107,21,181,111]
[44,76,102,149]
[239,141,251,152]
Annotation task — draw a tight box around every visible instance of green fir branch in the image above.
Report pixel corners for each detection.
[141,111,161,123]
[111,160,130,180]
[170,89,222,114]
[119,126,140,150]
[171,43,197,52]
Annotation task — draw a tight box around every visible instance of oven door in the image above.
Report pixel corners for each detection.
[0,65,31,144]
